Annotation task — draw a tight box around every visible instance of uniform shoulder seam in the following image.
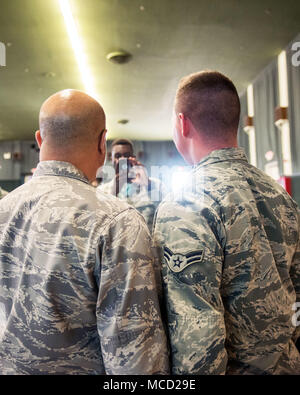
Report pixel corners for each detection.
[101,207,137,234]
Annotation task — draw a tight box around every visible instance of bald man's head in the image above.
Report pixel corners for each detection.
[39,89,105,148]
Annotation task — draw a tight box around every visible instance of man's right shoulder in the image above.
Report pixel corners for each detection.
[95,188,133,215]
[0,177,136,231]
[88,186,150,236]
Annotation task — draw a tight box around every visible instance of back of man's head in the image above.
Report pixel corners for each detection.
[175,71,240,142]
[39,89,105,151]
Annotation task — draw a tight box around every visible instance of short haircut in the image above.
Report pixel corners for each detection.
[111,138,134,153]
[175,70,240,140]
[40,114,90,145]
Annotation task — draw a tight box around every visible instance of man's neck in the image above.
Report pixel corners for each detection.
[192,141,238,165]
[39,151,97,183]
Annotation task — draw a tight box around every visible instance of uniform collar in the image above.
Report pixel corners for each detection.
[33,161,90,184]
[194,147,248,170]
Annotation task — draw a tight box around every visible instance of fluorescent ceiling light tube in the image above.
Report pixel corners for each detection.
[58,0,97,99]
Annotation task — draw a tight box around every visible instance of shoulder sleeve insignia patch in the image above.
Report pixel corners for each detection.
[163,246,204,273]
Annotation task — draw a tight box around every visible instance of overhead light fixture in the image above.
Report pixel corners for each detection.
[106,51,132,64]
[58,0,97,99]
[3,152,11,160]
[43,71,56,78]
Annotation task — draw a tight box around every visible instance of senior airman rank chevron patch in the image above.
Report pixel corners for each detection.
[163,246,204,273]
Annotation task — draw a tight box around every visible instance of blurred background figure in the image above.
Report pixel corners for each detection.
[97,138,167,229]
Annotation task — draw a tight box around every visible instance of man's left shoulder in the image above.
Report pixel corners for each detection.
[96,180,113,195]
[155,192,217,228]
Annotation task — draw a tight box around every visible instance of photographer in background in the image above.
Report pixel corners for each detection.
[97,138,166,230]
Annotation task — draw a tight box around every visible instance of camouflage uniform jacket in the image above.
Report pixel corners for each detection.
[97,177,166,231]
[153,148,300,375]
[0,161,169,375]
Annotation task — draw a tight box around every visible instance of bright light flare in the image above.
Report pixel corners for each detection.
[172,167,191,193]
[58,0,97,99]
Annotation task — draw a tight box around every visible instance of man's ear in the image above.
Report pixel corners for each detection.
[35,130,42,148]
[98,129,107,154]
[178,113,190,138]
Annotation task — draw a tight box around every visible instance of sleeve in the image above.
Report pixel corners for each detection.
[96,208,169,375]
[291,207,300,344]
[153,201,228,375]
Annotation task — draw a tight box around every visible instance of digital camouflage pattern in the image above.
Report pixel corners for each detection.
[0,161,169,375]
[153,148,300,375]
[97,177,166,230]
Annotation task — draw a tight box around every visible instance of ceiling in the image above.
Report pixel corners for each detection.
[0,0,299,141]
